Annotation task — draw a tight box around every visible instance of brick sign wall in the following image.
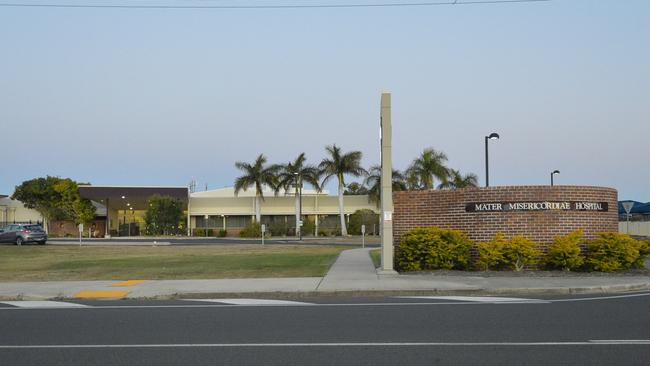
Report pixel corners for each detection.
[393,186,618,248]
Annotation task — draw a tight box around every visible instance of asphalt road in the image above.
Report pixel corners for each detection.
[1,292,649,365]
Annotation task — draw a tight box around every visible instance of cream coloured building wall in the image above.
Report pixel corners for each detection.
[188,187,379,230]
[190,194,378,217]
[0,196,43,224]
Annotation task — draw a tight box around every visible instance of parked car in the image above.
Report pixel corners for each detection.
[0,224,47,245]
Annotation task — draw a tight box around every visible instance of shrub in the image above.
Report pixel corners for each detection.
[503,236,541,271]
[633,239,650,268]
[218,229,228,237]
[397,227,473,271]
[586,232,643,272]
[477,233,541,271]
[348,209,379,235]
[476,233,507,271]
[239,221,262,238]
[269,221,289,237]
[318,229,330,237]
[194,228,214,237]
[302,217,315,237]
[545,230,584,271]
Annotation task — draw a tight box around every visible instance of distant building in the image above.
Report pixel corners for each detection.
[190,187,379,236]
[70,185,378,237]
[0,194,43,226]
[618,201,650,221]
[618,200,650,237]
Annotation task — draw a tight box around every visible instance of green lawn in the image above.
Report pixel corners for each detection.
[0,245,347,281]
[369,249,381,268]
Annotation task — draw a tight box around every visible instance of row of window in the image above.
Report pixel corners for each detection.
[194,215,346,229]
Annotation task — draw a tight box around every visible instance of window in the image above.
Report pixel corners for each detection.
[195,216,224,228]
[226,216,251,228]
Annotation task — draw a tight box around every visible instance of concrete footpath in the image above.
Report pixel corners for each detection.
[1,248,650,300]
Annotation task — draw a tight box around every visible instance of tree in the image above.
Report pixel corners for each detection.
[275,153,321,235]
[438,169,479,189]
[343,182,368,195]
[144,195,184,235]
[234,154,280,223]
[348,209,379,235]
[319,144,366,236]
[406,148,449,190]
[52,179,96,225]
[364,165,407,204]
[12,176,96,232]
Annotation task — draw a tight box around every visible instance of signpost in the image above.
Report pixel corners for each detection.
[622,202,635,234]
[261,224,266,245]
[361,224,366,248]
[78,223,84,246]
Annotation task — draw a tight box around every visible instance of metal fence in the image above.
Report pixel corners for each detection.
[0,220,43,228]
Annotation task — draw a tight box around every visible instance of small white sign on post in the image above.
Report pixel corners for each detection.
[622,202,635,234]
[361,224,366,248]
[261,224,266,245]
[78,223,84,246]
[383,211,392,222]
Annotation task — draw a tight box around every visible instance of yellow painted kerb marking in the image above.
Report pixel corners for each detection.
[112,280,147,287]
[74,291,129,299]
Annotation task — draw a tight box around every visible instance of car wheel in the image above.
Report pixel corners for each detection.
[38,240,47,245]
[16,237,23,246]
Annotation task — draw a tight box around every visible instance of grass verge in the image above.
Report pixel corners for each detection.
[0,245,347,281]
[369,249,381,268]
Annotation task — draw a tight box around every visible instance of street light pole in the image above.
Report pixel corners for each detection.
[299,174,303,241]
[551,170,560,186]
[485,133,500,187]
[294,172,303,241]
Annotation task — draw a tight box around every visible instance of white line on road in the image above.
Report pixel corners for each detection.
[397,296,545,303]
[547,291,650,302]
[0,301,89,309]
[1,340,649,349]
[183,299,314,306]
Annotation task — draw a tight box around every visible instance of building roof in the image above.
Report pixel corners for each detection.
[618,201,650,215]
[191,186,330,198]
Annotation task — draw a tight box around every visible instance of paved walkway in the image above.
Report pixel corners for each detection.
[1,248,649,300]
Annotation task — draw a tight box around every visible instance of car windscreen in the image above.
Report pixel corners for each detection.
[24,225,43,231]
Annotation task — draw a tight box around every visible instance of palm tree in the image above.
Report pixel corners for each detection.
[406,148,449,190]
[343,182,369,195]
[438,169,479,189]
[319,144,366,236]
[364,165,407,204]
[276,153,321,235]
[234,154,280,223]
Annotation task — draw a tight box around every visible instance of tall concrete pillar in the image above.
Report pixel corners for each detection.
[379,92,397,275]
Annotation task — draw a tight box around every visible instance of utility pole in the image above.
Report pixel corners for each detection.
[378,92,397,275]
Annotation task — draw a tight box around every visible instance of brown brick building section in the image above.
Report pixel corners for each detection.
[393,186,618,249]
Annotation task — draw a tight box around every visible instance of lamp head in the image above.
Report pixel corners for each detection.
[552,170,560,175]
[487,133,500,140]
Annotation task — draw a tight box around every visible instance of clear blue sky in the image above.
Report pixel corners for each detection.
[1,0,648,201]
